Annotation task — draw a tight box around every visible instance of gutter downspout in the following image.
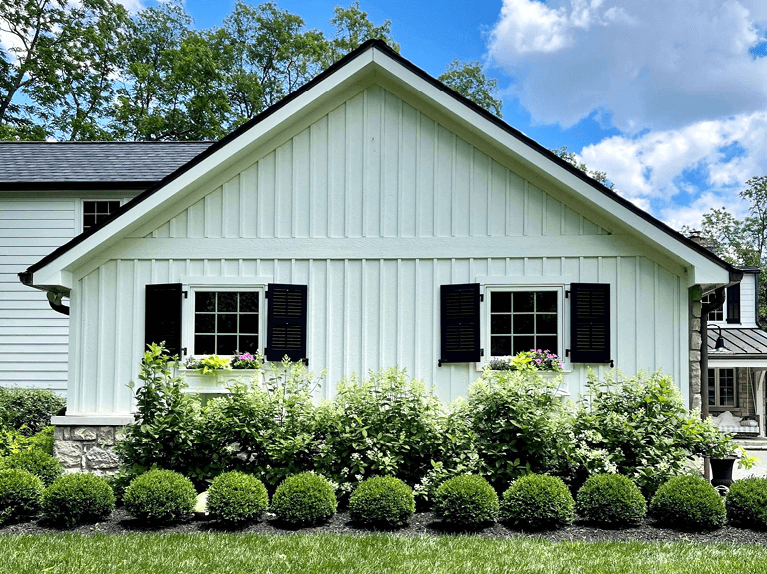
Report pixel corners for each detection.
[18,270,70,316]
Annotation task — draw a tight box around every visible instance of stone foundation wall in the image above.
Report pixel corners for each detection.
[53,425,123,475]
[689,286,702,413]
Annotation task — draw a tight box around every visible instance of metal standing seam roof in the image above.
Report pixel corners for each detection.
[708,328,767,357]
[0,141,213,188]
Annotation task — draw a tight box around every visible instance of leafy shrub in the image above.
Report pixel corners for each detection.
[349,476,415,528]
[0,469,43,524]
[207,471,269,524]
[725,477,767,529]
[461,369,572,491]
[432,474,499,529]
[315,368,443,497]
[41,473,115,527]
[572,370,737,496]
[649,475,725,531]
[500,474,574,530]
[0,387,65,436]
[270,472,337,526]
[0,426,54,458]
[123,469,197,523]
[575,474,646,527]
[0,448,63,486]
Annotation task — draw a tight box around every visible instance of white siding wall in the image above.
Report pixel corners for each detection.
[69,85,689,415]
[739,273,758,327]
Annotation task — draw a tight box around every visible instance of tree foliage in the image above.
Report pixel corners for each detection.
[550,145,613,189]
[438,60,502,118]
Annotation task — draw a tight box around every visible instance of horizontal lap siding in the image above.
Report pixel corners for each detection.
[0,198,75,392]
[74,85,685,415]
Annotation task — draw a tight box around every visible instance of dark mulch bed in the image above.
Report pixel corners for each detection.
[2,510,767,546]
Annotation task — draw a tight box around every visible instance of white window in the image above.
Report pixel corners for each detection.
[708,368,736,407]
[82,199,121,231]
[487,287,562,357]
[702,293,724,322]
[190,287,264,356]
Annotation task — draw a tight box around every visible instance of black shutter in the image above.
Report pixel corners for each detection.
[727,283,741,324]
[145,283,183,357]
[570,283,610,363]
[266,283,307,362]
[440,283,481,364]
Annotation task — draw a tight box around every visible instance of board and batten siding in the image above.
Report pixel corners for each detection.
[67,85,689,415]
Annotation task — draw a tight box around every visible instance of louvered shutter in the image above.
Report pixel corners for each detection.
[266,283,307,362]
[569,283,610,363]
[440,283,481,364]
[727,283,741,324]
[145,283,183,357]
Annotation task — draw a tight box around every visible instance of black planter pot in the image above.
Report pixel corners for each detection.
[710,457,736,489]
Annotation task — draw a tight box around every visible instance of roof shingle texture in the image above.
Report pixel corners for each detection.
[0,142,213,183]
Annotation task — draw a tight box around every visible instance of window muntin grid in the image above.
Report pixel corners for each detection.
[708,368,735,407]
[83,200,121,231]
[490,290,558,357]
[702,293,724,322]
[193,291,259,355]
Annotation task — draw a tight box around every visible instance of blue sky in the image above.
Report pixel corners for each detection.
[130,1,767,228]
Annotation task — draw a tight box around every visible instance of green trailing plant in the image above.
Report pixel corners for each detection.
[207,471,269,524]
[270,472,337,527]
[123,469,197,523]
[487,350,564,372]
[0,387,65,436]
[315,368,444,497]
[41,473,115,527]
[348,476,415,529]
[725,477,767,530]
[575,474,646,527]
[500,474,574,530]
[0,448,63,486]
[461,369,572,491]
[649,475,725,531]
[432,474,499,529]
[0,469,44,525]
[184,355,232,374]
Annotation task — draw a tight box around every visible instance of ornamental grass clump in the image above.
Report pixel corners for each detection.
[41,473,115,527]
[432,474,499,529]
[123,469,197,523]
[725,477,767,530]
[0,448,63,486]
[649,475,725,531]
[575,474,646,527]
[349,476,415,529]
[500,474,574,530]
[270,472,337,527]
[0,469,43,525]
[207,471,269,525]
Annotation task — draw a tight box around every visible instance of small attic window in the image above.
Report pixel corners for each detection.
[83,200,121,231]
[702,292,724,322]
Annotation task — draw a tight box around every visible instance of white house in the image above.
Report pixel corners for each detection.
[0,142,211,392]
[17,40,743,472]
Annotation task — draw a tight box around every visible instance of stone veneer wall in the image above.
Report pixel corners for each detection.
[737,367,756,418]
[689,286,702,413]
[53,425,123,475]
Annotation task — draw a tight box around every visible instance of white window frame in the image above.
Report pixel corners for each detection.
[79,198,124,233]
[702,292,725,323]
[708,367,737,408]
[181,277,271,358]
[480,282,567,370]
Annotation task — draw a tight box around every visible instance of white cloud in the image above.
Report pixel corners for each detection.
[577,112,767,228]
[487,0,767,132]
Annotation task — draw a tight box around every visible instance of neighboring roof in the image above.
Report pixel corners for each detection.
[708,328,767,358]
[21,39,741,286]
[0,141,213,190]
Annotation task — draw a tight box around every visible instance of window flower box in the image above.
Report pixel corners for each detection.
[179,368,260,394]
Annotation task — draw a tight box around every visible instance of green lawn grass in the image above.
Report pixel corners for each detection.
[1,532,767,574]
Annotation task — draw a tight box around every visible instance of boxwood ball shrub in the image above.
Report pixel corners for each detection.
[649,475,725,531]
[207,471,269,524]
[432,474,499,529]
[725,477,767,529]
[0,469,44,525]
[500,474,574,530]
[41,473,115,527]
[0,449,63,486]
[575,474,646,527]
[349,476,416,528]
[123,469,197,523]
[270,472,337,527]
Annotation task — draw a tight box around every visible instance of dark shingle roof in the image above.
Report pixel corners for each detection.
[0,141,213,189]
[708,328,767,358]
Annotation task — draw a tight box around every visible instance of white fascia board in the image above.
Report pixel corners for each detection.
[371,51,731,286]
[30,49,376,289]
[708,358,767,368]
